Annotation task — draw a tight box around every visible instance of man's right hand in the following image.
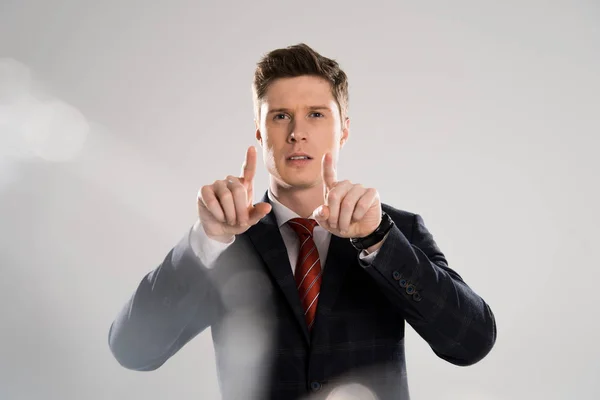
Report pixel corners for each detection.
[197,146,272,243]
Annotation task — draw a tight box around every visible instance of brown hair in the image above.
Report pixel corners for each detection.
[252,43,349,124]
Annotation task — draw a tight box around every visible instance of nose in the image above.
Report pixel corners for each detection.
[287,120,309,143]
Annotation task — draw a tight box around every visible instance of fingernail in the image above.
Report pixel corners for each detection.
[318,207,324,216]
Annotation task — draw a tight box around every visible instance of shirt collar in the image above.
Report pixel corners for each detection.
[267,188,302,228]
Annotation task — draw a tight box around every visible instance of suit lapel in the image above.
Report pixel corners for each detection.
[243,191,357,345]
[244,192,310,344]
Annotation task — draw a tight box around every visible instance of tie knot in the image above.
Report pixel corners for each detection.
[287,218,318,238]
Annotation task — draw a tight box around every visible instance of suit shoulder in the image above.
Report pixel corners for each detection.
[380,203,421,238]
[381,203,418,222]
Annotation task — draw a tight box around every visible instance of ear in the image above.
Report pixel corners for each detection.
[255,119,263,145]
[340,117,350,147]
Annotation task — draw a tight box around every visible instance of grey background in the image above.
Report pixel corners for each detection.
[1,0,599,399]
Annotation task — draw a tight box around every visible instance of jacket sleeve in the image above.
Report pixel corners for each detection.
[362,211,497,366]
[108,226,223,371]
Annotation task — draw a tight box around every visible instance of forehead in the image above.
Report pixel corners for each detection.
[261,75,337,109]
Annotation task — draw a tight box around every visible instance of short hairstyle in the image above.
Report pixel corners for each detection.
[252,43,349,124]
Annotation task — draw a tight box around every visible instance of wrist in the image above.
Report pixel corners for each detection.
[201,224,235,243]
[350,212,395,251]
[365,232,390,254]
[206,232,235,243]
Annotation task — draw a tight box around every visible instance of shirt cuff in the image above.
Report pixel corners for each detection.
[357,248,379,267]
[189,220,235,268]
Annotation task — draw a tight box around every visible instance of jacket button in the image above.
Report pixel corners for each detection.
[406,284,416,295]
[392,271,401,280]
[399,279,408,288]
[413,292,422,302]
[310,381,321,391]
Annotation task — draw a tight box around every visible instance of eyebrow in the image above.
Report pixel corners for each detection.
[267,105,332,114]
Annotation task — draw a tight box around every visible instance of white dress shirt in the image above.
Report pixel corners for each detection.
[189,189,379,271]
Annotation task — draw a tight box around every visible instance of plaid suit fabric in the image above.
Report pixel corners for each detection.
[108,195,497,400]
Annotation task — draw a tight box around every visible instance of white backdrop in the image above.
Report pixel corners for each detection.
[1,1,599,399]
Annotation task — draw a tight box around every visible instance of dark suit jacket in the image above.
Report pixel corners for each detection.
[108,192,496,399]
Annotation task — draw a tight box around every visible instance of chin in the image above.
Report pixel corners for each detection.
[287,181,317,190]
[287,177,321,189]
[276,174,319,189]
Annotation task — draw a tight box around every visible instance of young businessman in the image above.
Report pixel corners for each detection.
[109,43,497,400]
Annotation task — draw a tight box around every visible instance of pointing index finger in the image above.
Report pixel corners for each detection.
[322,152,336,190]
[241,146,257,183]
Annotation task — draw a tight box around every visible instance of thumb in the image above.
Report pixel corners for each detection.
[248,202,272,225]
[311,205,329,224]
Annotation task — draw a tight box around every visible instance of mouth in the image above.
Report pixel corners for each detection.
[286,153,313,161]
[286,153,313,167]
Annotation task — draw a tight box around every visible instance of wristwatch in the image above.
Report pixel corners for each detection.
[350,212,395,251]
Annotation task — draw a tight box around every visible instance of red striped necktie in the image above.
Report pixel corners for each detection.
[287,218,322,331]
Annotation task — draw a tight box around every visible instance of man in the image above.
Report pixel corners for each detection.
[108,43,497,400]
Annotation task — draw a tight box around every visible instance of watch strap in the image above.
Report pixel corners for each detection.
[350,211,395,251]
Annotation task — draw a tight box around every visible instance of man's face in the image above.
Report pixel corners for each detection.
[255,75,349,190]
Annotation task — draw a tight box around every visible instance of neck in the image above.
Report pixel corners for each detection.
[269,178,324,219]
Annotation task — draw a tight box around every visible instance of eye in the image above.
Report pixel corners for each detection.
[273,113,290,120]
[309,112,324,118]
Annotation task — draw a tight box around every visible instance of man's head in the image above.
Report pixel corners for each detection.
[252,43,350,191]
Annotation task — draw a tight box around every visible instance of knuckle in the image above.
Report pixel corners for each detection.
[204,198,220,210]
[341,197,354,209]
[230,184,245,195]
[356,196,371,208]
[219,190,232,200]
[355,200,368,211]
[207,200,221,210]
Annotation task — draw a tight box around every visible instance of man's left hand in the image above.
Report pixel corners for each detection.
[312,152,382,240]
